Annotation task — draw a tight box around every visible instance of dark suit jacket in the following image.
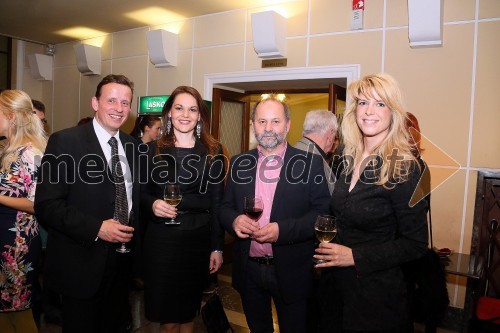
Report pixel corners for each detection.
[34,122,140,299]
[140,140,226,250]
[295,137,336,194]
[323,159,428,331]
[219,145,331,304]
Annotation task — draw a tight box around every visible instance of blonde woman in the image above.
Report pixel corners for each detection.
[315,73,428,332]
[0,90,47,333]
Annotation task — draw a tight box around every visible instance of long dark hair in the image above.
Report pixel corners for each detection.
[158,86,219,157]
[130,115,161,139]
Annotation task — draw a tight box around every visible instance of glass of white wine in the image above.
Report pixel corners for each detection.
[164,184,182,225]
[313,215,337,264]
[115,211,131,254]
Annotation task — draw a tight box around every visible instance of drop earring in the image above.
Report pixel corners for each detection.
[166,117,172,135]
[196,121,201,139]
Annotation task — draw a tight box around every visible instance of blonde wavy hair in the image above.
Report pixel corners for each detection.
[341,73,417,186]
[0,90,47,170]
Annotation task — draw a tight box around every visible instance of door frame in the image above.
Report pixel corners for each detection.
[203,64,360,102]
[211,88,250,151]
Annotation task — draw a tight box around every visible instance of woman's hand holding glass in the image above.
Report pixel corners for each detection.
[163,184,182,224]
[314,243,355,268]
[152,199,178,219]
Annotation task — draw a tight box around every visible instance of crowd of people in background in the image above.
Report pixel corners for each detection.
[0,72,429,333]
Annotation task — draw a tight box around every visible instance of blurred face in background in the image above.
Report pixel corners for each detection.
[142,119,162,143]
[33,108,47,131]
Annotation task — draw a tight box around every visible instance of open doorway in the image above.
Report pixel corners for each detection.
[205,65,358,157]
[211,88,346,157]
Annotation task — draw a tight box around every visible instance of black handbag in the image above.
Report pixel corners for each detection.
[403,198,449,333]
[201,291,233,333]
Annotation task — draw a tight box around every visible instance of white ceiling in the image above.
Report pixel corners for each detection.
[0,1,348,93]
[0,0,286,45]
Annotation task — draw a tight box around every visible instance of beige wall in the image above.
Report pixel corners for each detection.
[287,96,329,146]
[18,0,500,307]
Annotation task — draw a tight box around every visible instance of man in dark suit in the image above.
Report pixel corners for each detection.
[219,95,331,333]
[35,74,139,333]
[294,109,338,195]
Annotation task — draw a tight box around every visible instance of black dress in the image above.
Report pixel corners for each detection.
[141,141,225,323]
[319,159,429,332]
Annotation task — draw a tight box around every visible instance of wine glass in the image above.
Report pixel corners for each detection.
[313,215,337,264]
[115,211,131,254]
[243,196,264,221]
[164,184,182,225]
[243,196,263,238]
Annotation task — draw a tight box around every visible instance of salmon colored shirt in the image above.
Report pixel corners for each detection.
[249,143,287,257]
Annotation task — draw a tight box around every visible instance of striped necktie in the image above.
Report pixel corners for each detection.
[108,137,129,225]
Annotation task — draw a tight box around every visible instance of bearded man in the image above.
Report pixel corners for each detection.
[219,95,331,333]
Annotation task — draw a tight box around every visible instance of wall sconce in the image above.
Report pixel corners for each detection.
[408,0,443,48]
[28,54,53,81]
[251,10,286,59]
[147,29,178,67]
[74,44,101,75]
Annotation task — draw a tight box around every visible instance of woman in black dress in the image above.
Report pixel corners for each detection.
[314,73,429,332]
[141,86,225,333]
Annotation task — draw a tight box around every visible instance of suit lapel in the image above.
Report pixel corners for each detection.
[83,122,107,163]
[235,150,258,201]
[82,122,115,206]
[270,145,293,218]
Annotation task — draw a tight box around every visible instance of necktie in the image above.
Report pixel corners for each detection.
[108,137,129,225]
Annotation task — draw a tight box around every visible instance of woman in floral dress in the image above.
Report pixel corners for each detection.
[0,90,47,332]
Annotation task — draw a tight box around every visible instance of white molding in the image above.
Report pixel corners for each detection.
[204,65,360,101]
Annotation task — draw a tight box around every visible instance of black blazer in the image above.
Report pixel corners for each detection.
[35,122,140,299]
[323,159,428,331]
[219,145,331,304]
[140,140,226,250]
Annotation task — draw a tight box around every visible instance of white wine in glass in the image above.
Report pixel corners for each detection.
[164,184,182,225]
[313,215,337,264]
[115,211,131,254]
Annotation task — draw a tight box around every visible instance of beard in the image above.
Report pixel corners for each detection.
[255,130,287,149]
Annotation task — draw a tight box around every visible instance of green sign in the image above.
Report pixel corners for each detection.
[138,95,212,115]
[138,95,169,115]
